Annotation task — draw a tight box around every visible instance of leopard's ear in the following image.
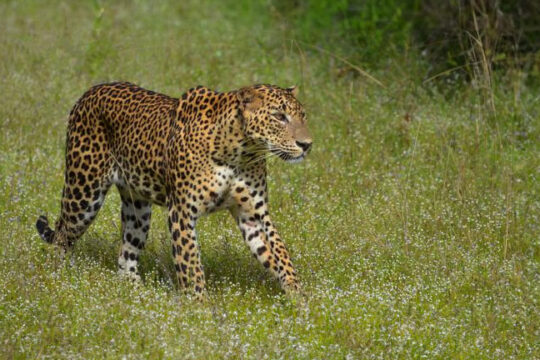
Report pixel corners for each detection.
[286,85,299,97]
[236,87,260,112]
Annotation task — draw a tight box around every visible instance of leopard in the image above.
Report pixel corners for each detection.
[35,81,312,299]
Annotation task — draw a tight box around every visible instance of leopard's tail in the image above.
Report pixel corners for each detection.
[36,215,55,244]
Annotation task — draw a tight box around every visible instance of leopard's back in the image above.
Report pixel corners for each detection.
[68,82,179,204]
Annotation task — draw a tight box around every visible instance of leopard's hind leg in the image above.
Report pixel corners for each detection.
[36,101,113,252]
[117,189,152,280]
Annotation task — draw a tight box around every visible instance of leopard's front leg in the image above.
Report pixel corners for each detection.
[231,185,300,294]
[167,197,206,300]
[262,215,300,293]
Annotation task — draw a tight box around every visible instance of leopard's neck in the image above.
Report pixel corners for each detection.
[211,91,256,166]
[174,88,260,167]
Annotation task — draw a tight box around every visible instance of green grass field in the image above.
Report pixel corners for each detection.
[0,0,538,358]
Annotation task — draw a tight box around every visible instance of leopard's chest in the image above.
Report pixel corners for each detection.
[196,166,237,215]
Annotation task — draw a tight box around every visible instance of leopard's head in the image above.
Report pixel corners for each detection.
[237,84,312,163]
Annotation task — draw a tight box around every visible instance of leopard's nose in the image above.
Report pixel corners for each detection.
[296,140,312,152]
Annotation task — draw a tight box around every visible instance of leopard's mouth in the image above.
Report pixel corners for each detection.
[269,147,307,163]
[280,151,306,163]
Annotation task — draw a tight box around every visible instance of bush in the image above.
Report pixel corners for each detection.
[272,0,417,64]
[415,0,540,80]
[272,0,540,81]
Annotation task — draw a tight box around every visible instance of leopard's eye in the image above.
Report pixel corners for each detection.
[273,113,289,124]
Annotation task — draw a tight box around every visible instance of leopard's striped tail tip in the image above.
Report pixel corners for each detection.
[36,215,54,244]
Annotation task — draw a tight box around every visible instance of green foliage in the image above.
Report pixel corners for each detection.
[273,0,417,63]
[83,0,115,76]
[272,0,540,83]
[0,0,538,358]
[412,0,540,81]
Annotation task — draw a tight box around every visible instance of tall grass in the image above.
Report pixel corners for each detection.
[0,0,538,358]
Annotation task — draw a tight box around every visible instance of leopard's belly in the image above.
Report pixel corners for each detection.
[111,167,167,206]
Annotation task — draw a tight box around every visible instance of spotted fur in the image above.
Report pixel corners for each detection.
[36,82,312,299]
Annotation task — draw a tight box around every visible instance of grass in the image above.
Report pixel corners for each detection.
[0,0,538,358]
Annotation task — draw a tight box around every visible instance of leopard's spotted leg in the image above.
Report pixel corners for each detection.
[167,198,206,300]
[36,181,110,253]
[261,215,300,293]
[230,206,278,278]
[117,192,152,280]
[36,107,113,253]
[231,180,300,294]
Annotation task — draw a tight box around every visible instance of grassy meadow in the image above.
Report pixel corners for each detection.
[0,0,538,358]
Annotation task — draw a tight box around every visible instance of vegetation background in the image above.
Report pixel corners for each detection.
[0,0,538,358]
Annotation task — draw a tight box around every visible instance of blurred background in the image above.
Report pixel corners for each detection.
[279,0,540,81]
